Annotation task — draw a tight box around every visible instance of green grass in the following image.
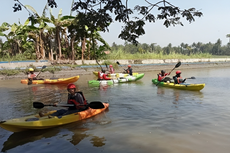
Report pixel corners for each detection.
[107,49,212,59]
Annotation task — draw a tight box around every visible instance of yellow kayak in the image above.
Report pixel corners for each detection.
[21,75,80,84]
[93,71,138,78]
[0,103,109,132]
[152,79,205,91]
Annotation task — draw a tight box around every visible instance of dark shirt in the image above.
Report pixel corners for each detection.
[128,67,133,76]
[68,93,84,110]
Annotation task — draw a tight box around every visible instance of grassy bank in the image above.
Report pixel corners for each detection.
[107,50,212,59]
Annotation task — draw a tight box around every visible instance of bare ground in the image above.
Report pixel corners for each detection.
[1,62,230,80]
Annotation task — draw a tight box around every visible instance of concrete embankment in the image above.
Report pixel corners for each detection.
[0,58,230,80]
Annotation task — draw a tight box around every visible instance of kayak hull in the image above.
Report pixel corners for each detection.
[152,79,205,91]
[21,76,80,84]
[88,73,145,86]
[93,71,138,78]
[0,103,109,132]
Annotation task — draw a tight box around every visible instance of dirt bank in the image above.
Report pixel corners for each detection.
[1,62,230,80]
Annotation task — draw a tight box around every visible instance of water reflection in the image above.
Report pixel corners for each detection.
[1,112,109,152]
[156,86,204,104]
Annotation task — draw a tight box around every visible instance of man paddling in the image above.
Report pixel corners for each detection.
[173,70,186,84]
[27,68,38,80]
[39,83,88,117]
[157,70,172,82]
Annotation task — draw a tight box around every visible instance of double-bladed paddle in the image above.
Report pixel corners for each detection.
[116,61,128,72]
[186,77,196,79]
[33,101,105,109]
[156,61,181,86]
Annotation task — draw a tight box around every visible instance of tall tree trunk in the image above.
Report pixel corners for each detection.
[81,37,85,61]
[64,28,69,49]
[71,35,76,60]
[49,40,54,61]
[87,43,91,60]
[35,40,40,59]
[16,40,22,54]
[56,27,62,59]
[39,30,45,59]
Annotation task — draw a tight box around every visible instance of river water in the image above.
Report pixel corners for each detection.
[0,67,230,153]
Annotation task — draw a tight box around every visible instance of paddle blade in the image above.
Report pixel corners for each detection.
[88,101,105,109]
[116,61,120,65]
[42,65,47,69]
[175,61,181,68]
[33,102,45,109]
[187,76,196,79]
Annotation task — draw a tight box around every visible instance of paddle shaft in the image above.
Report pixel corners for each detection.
[33,101,105,109]
[116,61,128,73]
[36,66,46,78]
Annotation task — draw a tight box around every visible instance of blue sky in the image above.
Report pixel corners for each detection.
[1,0,230,47]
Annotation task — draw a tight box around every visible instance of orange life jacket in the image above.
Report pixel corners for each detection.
[177,76,183,84]
[67,92,88,110]
[28,73,37,79]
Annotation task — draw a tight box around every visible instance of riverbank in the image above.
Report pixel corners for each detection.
[1,60,230,80]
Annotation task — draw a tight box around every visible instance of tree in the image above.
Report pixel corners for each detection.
[12,0,203,46]
[226,34,230,43]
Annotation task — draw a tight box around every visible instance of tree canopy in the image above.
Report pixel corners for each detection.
[13,0,203,45]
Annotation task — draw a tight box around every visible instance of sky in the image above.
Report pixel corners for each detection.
[1,0,230,47]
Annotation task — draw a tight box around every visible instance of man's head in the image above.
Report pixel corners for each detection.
[67,83,76,94]
[29,68,34,73]
[176,70,181,76]
[161,70,165,75]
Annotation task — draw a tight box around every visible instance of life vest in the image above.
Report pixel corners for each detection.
[158,74,164,81]
[28,73,37,79]
[173,76,183,84]
[158,73,169,81]
[67,92,88,110]
[109,67,114,74]
[98,71,104,80]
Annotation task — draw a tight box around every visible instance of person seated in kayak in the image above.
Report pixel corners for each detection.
[40,83,88,117]
[125,65,133,76]
[27,68,38,80]
[98,69,111,80]
[157,70,172,82]
[109,65,115,74]
[173,70,186,84]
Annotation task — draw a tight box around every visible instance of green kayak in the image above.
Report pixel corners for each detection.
[89,73,145,86]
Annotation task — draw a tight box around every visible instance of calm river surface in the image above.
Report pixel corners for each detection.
[0,67,230,153]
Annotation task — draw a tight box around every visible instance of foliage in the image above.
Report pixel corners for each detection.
[0,69,22,76]
[43,66,62,74]
[12,0,202,46]
[109,40,230,58]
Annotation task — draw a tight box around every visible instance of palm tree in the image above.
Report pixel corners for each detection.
[226,34,230,43]
[49,9,75,60]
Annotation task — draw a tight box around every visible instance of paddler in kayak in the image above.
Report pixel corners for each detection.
[39,83,88,117]
[173,70,186,84]
[27,68,38,80]
[125,65,133,76]
[98,69,111,80]
[109,65,115,74]
[157,70,172,82]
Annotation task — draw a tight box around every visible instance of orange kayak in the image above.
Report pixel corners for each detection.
[21,76,80,84]
[0,102,109,132]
